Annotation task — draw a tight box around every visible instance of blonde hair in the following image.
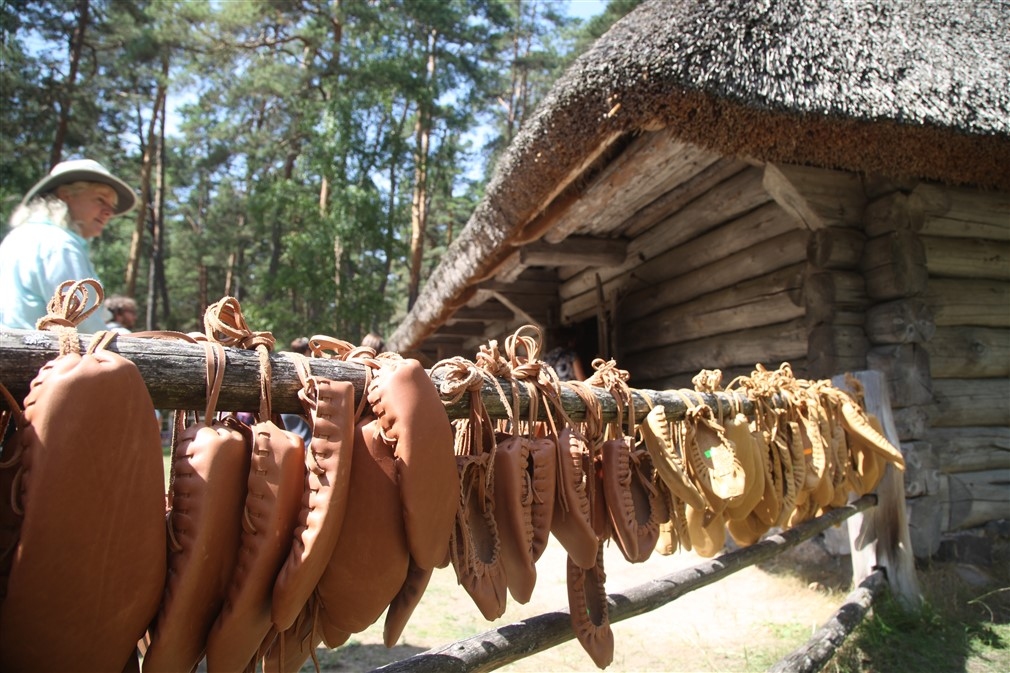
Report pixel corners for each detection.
[8,181,117,237]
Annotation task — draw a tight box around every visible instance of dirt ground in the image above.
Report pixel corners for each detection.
[307,533,854,673]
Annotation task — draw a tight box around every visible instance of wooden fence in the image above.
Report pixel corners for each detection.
[0,328,921,672]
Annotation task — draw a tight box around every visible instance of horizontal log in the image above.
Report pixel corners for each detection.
[373,496,877,673]
[941,470,1010,531]
[0,329,768,425]
[864,298,936,344]
[927,326,1010,379]
[767,570,886,673]
[763,163,867,229]
[621,264,805,353]
[620,318,808,382]
[927,278,1010,328]
[931,378,1010,428]
[922,236,1010,281]
[635,359,810,394]
[570,227,807,325]
[520,235,627,268]
[909,183,1010,239]
[621,157,750,239]
[928,426,1010,474]
[544,130,723,244]
[559,167,770,303]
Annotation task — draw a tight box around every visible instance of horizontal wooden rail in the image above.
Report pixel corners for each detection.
[769,568,887,673]
[369,495,878,673]
[0,329,770,422]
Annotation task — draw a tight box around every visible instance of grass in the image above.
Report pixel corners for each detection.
[825,543,1010,673]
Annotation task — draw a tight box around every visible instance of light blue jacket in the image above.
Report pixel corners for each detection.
[0,219,108,333]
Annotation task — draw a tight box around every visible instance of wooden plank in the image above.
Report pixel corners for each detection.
[519,235,627,267]
[634,359,810,394]
[558,166,771,302]
[931,378,1010,428]
[763,163,867,229]
[928,279,1010,328]
[864,298,936,344]
[621,265,806,354]
[928,326,1010,379]
[372,497,877,673]
[929,426,1010,474]
[543,130,723,243]
[922,235,1010,280]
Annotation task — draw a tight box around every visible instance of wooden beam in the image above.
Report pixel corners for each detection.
[928,326,1010,379]
[763,163,867,230]
[932,378,1010,428]
[0,328,778,427]
[864,298,936,344]
[543,130,722,244]
[862,230,929,300]
[520,235,627,267]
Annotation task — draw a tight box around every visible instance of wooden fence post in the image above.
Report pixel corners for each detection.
[834,370,922,609]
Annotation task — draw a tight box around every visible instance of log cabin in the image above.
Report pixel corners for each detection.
[387,0,1010,557]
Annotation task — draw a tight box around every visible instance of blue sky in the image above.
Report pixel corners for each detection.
[566,0,608,20]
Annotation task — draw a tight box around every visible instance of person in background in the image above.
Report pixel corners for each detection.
[0,159,137,333]
[281,336,313,447]
[362,332,385,352]
[105,294,138,333]
[543,325,586,382]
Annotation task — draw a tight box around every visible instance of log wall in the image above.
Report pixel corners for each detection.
[860,182,1010,555]
[571,159,1009,557]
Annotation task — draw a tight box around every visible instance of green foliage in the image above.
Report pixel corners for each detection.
[2,0,638,341]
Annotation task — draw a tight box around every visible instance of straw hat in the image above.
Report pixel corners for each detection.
[21,159,137,215]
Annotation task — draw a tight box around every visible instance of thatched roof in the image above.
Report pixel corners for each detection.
[389,0,1010,352]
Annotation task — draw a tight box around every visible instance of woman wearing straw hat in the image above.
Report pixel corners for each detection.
[0,159,137,333]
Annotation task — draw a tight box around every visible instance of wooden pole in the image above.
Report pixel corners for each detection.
[0,329,765,422]
[767,569,887,673]
[834,371,922,610]
[368,496,877,673]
